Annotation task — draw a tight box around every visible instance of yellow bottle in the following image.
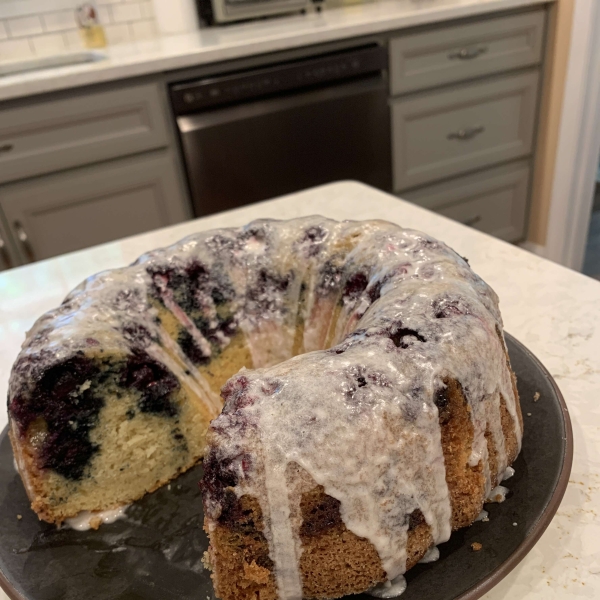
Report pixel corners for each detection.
[76,3,107,50]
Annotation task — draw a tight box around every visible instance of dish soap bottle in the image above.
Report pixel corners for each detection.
[76,3,107,49]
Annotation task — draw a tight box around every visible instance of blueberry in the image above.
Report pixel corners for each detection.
[388,324,426,348]
[342,272,369,300]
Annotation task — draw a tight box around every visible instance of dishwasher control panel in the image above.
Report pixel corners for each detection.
[170,44,387,115]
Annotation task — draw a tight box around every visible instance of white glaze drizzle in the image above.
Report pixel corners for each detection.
[367,575,408,598]
[503,466,515,481]
[475,509,489,522]
[487,485,510,503]
[419,546,440,563]
[152,273,213,358]
[64,506,128,531]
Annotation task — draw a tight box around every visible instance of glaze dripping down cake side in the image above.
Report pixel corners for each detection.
[199,221,523,600]
[7,216,522,600]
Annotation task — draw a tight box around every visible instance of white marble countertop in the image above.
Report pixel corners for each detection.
[0,0,550,103]
[0,181,598,599]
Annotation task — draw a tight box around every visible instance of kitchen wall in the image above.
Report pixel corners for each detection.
[0,0,158,61]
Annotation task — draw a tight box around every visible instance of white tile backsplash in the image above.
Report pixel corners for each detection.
[111,2,142,23]
[0,38,34,61]
[42,10,77,32]
[0,1,79,19]
[63,28,83,49]
[96,5,112,25]
[7,15,44,37]
[0,0,158,61]
[140,1,155,20]
[131,18,155,40]
[104,22,130,44]
[30,32,69,56]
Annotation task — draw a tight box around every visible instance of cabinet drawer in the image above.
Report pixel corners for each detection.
[0,83,169,185]
[402,160,530,242]
[392,70,539,191]
[0,149,189,263]
[389,9,545,95]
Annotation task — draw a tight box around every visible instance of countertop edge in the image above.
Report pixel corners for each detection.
[0,0,551,103]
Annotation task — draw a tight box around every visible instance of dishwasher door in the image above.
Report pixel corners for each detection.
[176,75,392,217]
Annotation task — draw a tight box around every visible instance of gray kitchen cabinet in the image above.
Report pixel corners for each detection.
[389,10,545,95]
[0,149,189,263]
[0,214,20,271]
[402,160,531,242]
[391,70,539,192]
[0,82,169,185]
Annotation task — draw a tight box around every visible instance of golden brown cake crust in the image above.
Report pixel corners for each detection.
[204,372,521,600]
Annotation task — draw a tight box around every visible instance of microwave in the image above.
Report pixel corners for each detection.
[198,0,312,24]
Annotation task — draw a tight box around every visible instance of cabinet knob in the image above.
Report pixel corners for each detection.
[447,125,485,141]
[0,233,14,269]
[13,221,36,263]
[462,215,482,227]
[448,46,488,60]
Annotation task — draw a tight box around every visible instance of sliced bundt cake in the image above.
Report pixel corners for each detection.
[7,216,521,600]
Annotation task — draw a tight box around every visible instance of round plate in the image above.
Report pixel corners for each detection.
[0,334,573,600]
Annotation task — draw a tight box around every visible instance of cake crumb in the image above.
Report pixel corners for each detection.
[471,542,483,552]
[243,560,270,585]
[89,516,103,530]
[527,412,532,416]
[534,392,540,402]
[513,522,518,526]
[168,484,171,491]
[482,516,489,522]
[16,514,22,520]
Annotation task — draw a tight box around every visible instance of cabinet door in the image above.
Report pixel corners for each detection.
[0,215,20,271]
[0,82,169,185]
[389,9,545,95]
[0,150,190,264]
[391,70,539,191]
[401,160,531,242]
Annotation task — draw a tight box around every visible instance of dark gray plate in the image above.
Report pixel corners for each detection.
[0,333,573,600]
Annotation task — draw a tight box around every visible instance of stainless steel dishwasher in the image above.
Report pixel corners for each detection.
[170,44,392,217]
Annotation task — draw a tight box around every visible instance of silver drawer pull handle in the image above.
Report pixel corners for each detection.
[0,233,14,269]
[447,125,485,141]
[14,221,36,263]
[448,46,488,60]
[462,215,482,227]
[0,143,14,154]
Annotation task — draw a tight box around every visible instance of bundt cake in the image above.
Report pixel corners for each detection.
[7,216,522,598]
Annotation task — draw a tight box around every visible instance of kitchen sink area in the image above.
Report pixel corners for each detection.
[0,51,106,77]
